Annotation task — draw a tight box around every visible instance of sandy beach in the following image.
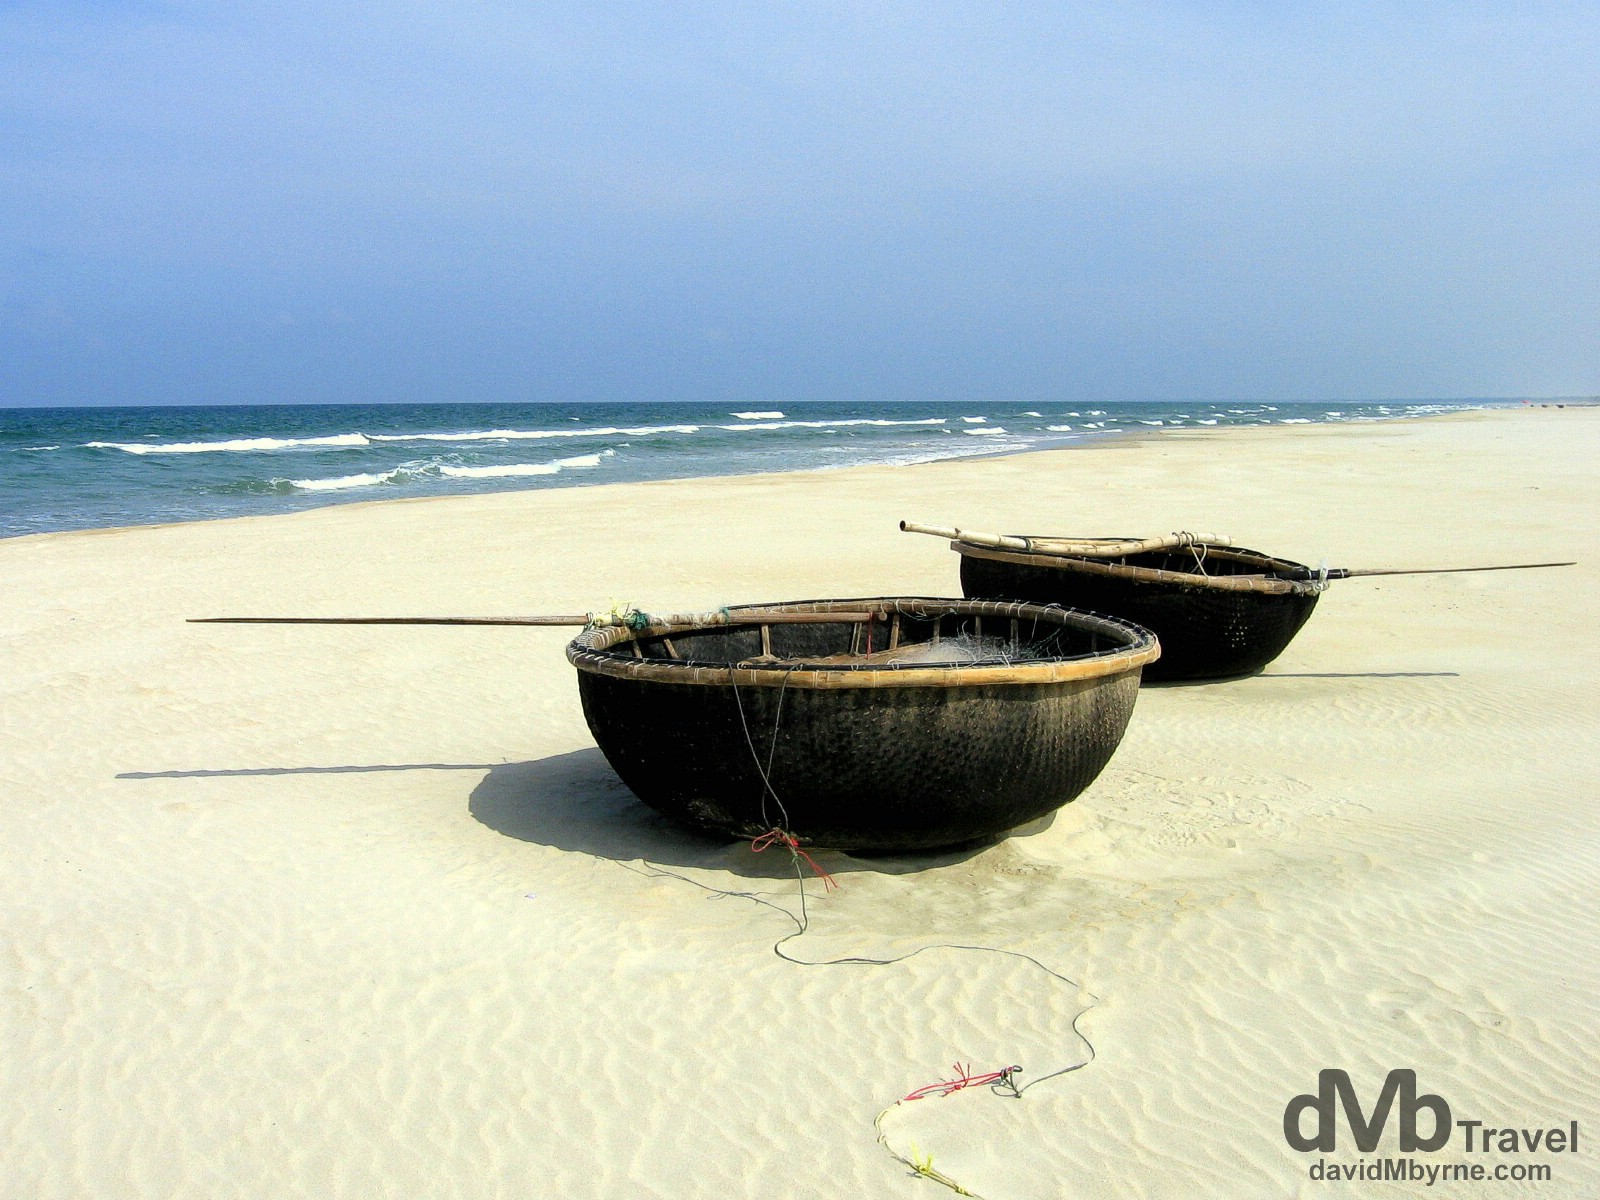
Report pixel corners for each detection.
[3,405,1596,1198]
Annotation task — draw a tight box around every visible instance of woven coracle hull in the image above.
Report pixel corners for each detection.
[566,598,1155,852]
[959,547,1321,682]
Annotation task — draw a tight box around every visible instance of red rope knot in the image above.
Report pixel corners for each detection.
[903,1062,1024,1102]
[751,828,839,891]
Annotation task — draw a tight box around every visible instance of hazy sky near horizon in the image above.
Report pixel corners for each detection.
[3,2,1597,407]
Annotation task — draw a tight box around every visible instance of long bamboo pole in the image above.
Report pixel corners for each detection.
[1146,562,1578,584]
[1323,562,1575,580]
[189,610,883,629]
[191,615,589,626]
[899,521,1232,556]
[901,521,1574,579]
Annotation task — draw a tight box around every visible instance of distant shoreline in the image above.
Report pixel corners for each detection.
[0,397,1540,540]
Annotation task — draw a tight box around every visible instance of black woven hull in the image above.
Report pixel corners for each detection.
[575,669,1142,852]
[960,553,1320,681]
[567,597,1155,852]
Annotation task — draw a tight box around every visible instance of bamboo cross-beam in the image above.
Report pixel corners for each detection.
[899,521,1233,556]
[900,521,1575,578]
[189,610,885,629]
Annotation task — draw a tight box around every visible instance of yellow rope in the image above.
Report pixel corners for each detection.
[874,1102,980,1197]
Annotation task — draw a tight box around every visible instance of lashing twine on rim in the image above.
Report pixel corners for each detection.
[582,602,652,631]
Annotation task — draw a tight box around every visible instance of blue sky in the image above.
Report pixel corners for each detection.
[2,2,1596,406]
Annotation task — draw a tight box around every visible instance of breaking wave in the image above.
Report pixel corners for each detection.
[283,451,614,492]
[87,433,371,454]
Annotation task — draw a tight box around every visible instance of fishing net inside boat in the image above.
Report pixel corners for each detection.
[871,631,1054,666]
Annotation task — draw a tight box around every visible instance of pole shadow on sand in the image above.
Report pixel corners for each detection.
[1141,669,1461,687]
[115,752,1035,878]
[119,763,500,778]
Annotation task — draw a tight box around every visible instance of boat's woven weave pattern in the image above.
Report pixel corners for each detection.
[576,670,1141,852]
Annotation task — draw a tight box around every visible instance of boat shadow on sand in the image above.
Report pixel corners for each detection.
[118,752,1001,878]
[469,748,1013,878]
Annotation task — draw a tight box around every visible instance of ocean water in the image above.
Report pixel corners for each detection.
[0,399,1498,539]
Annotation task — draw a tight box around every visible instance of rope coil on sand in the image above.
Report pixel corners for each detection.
[875,1063,1035,1196]
[903,1063,1023,1103]
[716,669,1093,1198]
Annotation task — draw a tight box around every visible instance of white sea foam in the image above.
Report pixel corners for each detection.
[1140,420,1165,426]
[367,429,568,443]
[731,411,784,420]
[961,416,988,423]
[286,450,612,490]
[367,424,698,443]
[1021,411,1042,417]
[828,442,1037,469]
[439,452,609,479]
[964,426,1007,435]
[87,433,370,454]
[438,462,560,479]
[289,469,402,491]
[712,418,946,432]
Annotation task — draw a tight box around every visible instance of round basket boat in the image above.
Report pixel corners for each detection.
[956,540,1323,682]
[565,597,1159,852]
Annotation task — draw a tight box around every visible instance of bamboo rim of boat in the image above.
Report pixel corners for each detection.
[565,597,1159,689]
[953,541,1324,596]
[900,520,1234,557]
